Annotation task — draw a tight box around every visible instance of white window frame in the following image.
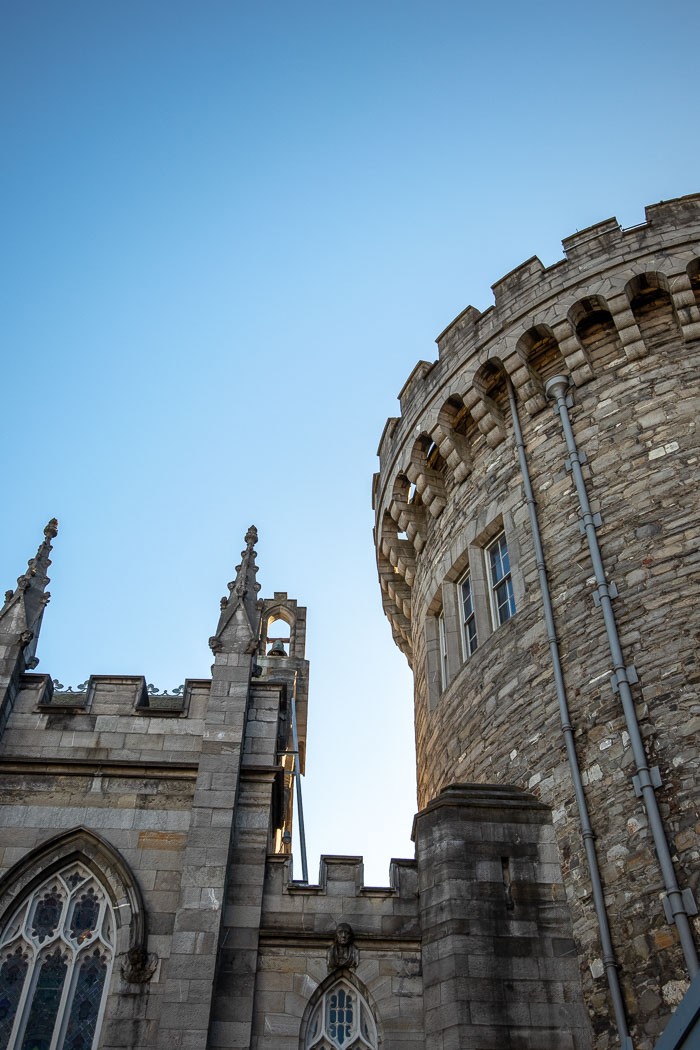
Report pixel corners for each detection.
[458,568,478,659]
[438,611,448,691]
[0,862,114,1050]
[487,532,515,627]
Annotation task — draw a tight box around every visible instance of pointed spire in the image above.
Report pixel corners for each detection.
[0,518,58,667]
[229,525,260,617]
[209,526,262,655]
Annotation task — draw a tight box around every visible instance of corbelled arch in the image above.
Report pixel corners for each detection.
[388,473,426,553]
[513,323,566,414]
[433,392,477,483]
[626,269,683,355]
[568,293,625,373]
[406,433,448,519]
[468,356,511,446]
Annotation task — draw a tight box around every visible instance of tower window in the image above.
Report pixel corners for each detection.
[459,570,478,658]
[438,611,448,690]
[0,863,114,1050]
[487,533,515,626]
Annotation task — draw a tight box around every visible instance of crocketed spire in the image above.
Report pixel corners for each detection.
[0,518,58,667]
[209,526,262,655]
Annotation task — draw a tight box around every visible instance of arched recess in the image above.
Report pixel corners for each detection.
[299,970,381,1050]
[433,395,476,483]
[627,271,683,355]
[0,827,147,962]
[388,474,426,552]
[469,358,510,446]
[262,605,296,657]
[380,510,417,587]
[515,324,566,412]
[406,435,448,519]
[570,295,624,371]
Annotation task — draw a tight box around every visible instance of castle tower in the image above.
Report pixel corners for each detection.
[373,194,700,1049]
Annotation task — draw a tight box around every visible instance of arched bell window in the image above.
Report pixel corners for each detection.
[0,861,114,1050]
[304,978,377,1050]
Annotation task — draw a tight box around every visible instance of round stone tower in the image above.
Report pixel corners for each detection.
[373,194,700,1049]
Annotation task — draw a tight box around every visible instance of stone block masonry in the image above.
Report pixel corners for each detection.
[373,193,700,1049]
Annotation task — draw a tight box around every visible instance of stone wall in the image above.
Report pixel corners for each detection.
[0,673,209,1049]
[373,193,700,1049]
[252,853,424,1048]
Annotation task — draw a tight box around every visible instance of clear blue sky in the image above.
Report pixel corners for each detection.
[1,0,698,882]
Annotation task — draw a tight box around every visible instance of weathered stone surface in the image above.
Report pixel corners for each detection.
[373,192,700,1050]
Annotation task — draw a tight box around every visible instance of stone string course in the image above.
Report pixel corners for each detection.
[373,193,700,1049]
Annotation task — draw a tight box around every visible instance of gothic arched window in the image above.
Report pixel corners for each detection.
[0,861,114,1050]
[304,979,377,1050]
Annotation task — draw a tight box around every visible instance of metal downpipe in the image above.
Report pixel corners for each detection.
[291,672,309,883]
[545,375,698,978]
[506,379,632,1045]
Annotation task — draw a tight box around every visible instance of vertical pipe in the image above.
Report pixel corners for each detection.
[291,673,309,883]
[506,378,632,1046]
[545,374,698,978]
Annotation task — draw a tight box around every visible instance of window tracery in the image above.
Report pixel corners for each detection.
[304,979,376,1050]
[0,862,114,1050]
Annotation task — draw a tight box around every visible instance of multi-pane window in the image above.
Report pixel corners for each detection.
[487,533,516,626]
[0,863,114,1050]
[458,570,477,658]
[305,980,377,1049]
[438,611,448,691]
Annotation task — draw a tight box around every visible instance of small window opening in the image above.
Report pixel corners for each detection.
[487,534,515,627]
[267,616,290,656]
[501,857,514,910]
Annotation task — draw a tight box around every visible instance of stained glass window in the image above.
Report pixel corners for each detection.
[20,949,67,1050]
[62,950,108,1050]
[30,892,63,944]
[0,863,114,1050]
[305,980,376,1050]
[0,947,29,1045]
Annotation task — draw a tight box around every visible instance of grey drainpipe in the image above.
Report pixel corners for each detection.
[545,375,698,979]
[506,378,632,1047]
[291,671,309,883]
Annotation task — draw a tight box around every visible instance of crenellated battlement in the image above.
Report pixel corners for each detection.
[265,853,418,900]
[373,194,700,660]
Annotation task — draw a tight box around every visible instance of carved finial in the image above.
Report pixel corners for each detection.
[327,923,359,972]
[209,526,261,655]
[0,519,59,665]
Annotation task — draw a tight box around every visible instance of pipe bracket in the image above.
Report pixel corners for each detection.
[662,887,698,924]
[593,582,618,605]
[611,665,638,692]
[565,450,588,470]
[632,765,662,795]
[579,513,603,534]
